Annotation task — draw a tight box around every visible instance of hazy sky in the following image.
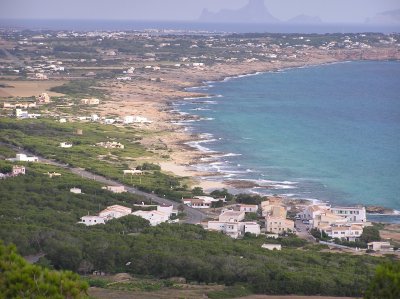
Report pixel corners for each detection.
[1,0,399,23]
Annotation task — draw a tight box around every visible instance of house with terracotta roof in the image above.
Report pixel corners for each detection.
[183,198,211,208]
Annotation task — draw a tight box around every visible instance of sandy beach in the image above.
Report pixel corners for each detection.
[92,47,400,192]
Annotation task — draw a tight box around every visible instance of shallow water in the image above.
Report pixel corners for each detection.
[180,61,400,211]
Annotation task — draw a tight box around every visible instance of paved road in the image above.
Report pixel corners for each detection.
[295,219,316,242]
[69,167,206,224]
[3,143,206,224]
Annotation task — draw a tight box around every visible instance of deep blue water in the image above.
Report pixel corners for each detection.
[0,19,399,34]
[178,61,400,211]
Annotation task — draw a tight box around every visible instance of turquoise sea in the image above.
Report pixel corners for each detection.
[177,61,400,215]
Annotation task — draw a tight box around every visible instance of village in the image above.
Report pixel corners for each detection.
[1,146,396,255]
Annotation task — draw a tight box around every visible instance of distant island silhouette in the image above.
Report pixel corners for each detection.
[199,0,322,24]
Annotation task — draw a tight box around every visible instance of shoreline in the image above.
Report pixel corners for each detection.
[20,46,395,214]
[155,57,400,215]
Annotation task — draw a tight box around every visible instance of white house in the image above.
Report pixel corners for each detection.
[103,185,126,193]
[219,210,245,222]
[243,222,261,236]
[91,114,99,122]
[325,224,364,242]
[8,154,39,162]
[15,108,28,118]
[99,205,132,220]
[79,215,106,226]
[208,221,241,239]
[238,204,258,213]
[298,204,329,221]
[132,210,169,226]
[60,142,72,148]
[261,244,282,250]
[207,221,260,239]
[157,204,176,217]
[70,187,82,194]
[330,206,367,223]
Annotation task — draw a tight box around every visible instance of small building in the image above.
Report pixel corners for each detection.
[261,244,282,250]
[8,153,39,162]
[265,216,294,234]
[208,221,241,239]
[70,187,82,194]
[157,204,176,217]
[219,210,245,223]
[238,204,258,213]
[60,142,73,148]
[325,224,364,242]
[183,198,211,209]
[36,92,51,103]
[79,215,106,226]
[330,206,367,223]
[103,185,126,193]
[15,108,28,118]
[313,212,347,229]
[123,169,143,175]
[81,98,100,105]
[367,241,394,252]
[132,210,170,226]
[243,222,261,236]
[99,205,132,220]
[207,221,260,239]
[12,165,25,176]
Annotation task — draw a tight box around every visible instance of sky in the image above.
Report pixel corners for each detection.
[0,0,399,23]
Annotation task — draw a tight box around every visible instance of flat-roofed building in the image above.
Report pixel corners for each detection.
[330,206,367,223]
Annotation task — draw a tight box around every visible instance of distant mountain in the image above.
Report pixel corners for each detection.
[366,8,400,24]
[287,14,322,24]
[199,0,280,23]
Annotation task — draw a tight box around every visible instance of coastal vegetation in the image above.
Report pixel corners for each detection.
[0,161,399,297]
[0,117,192,201]
[0,242,88,298]
[1,28,400,298]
